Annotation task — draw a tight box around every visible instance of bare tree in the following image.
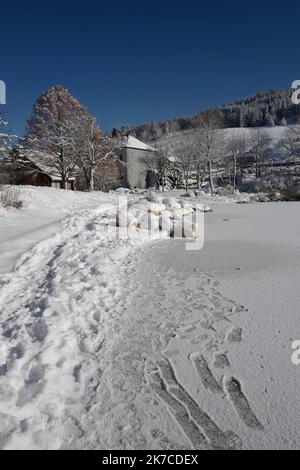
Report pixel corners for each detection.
[72,116,121,191]
[146,136,184,190]
[282,126,300,160]
[23,85,91,189]
[190,130,207,190]
[225,132,247,192]
[249,129,268,178]
[197,116,224,194]
[173,132,196,191]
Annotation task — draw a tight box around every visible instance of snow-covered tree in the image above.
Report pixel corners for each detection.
[225,133,247,192]
[23,85,91,189]
[172,133,196,191]
[72,115,121,191]
[281,117,287,126]
[189,130,206,190]
[148,144,169,192]
[119,88,300,140]
[197,116,224,194]
[249,129,269,178]
[0,146,36,184]
[265,110,275,127]
[282,127,300,159]
[145,139,184,190]
[0,112,14,160]
[0,111,18,184]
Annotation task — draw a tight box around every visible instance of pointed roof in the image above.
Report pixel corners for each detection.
[122,135,155,152]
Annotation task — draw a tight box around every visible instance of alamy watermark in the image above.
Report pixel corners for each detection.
[291,341,300,366]
[0,80,6,104]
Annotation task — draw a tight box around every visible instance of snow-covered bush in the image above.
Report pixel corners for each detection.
[178,201,194,216]
[249,193,271,203]
[268,192,283,202]
[181,191,196,199]
[162,198,182,211]
[281,188,300,201]
[146,193,163,204]
[195,189,207,197]
[172,208,186,220]
[0,186,23,209]
[216,186,235,197]
[115,188,131,194]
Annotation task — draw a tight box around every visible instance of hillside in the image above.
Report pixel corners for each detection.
[119,88,300,142]
[154,124,300,161]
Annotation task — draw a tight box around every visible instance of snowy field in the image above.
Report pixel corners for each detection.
[155,124,300,159]
[0,187,300,450]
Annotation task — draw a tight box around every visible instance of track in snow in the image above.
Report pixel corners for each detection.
[0,205,263,450]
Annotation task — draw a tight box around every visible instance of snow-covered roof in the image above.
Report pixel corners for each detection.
[121,135,155,152]
[21,150,76,181]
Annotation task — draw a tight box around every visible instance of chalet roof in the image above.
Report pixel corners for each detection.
[19,150,76,181]
[121,135,155,152]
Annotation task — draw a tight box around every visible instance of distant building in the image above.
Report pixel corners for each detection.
[1,137,158,192]
[117,135,157,189]
[8,151,76,190]
[22,164,76,190]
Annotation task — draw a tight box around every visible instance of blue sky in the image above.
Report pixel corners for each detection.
[1,0,299,136]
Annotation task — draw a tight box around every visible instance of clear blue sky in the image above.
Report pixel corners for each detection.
[1,0,299,136]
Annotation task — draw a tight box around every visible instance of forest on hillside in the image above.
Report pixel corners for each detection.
[119,88,300,141]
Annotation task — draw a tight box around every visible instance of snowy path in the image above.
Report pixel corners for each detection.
[63,251,253,451]
[0,204,131,449]
[0,186,119,275]
[0,201,260,450]
[1,199,299,450]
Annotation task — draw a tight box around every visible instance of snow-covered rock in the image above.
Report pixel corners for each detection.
[130,199,166,216]
[139,213,160,232]
[117,209,139,228]
[178,200,194,214]
[146,194,163,204]
[115,187,131,194]
[171,208,186,220]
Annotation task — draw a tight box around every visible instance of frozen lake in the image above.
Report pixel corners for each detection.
[149,201,300,449]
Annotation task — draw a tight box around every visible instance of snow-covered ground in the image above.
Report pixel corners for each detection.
[155,124,300,160]
[0,186,119,275]
[0,186,299,449]
[149,201,300,450]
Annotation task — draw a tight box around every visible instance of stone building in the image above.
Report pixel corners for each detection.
[118,135,157,189]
